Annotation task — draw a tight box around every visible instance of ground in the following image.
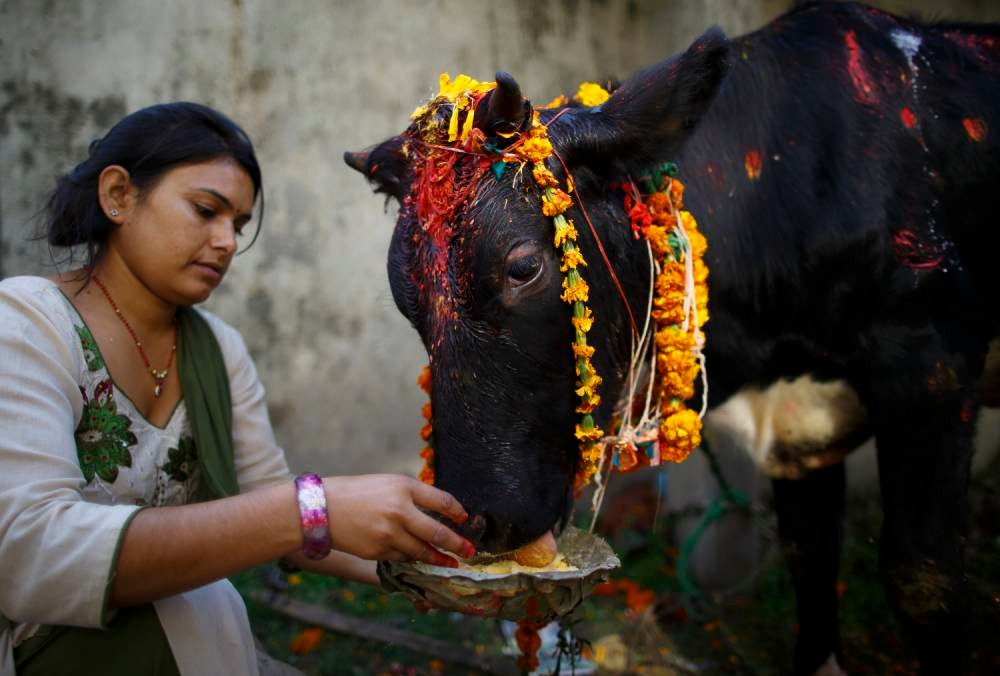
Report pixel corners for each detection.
[232,448,1000,675]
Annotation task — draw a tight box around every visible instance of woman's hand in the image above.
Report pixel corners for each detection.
[322,474,476,567]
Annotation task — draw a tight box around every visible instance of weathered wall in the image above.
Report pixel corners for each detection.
[1,0,995,478]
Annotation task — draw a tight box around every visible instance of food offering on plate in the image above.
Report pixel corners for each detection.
[377,526,620,622]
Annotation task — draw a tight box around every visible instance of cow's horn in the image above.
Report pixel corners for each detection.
[477,71,528,137]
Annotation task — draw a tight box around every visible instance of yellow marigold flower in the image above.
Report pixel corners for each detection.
[575,423,605,442]
[659,408,702,462]
[688,229,707,261]
[542,189,573,217]
[554,219,578,247]
[519,136,553,163]
[437,73,495,102]
[572,342,595,359]
[540,94,569,109]
[692,258,709,283]
[561,275,589,303]
[574,82,611,107]
[533,164,560,188]
[658,366,698,401]
[560,248,587,272]
[572,306,594,333]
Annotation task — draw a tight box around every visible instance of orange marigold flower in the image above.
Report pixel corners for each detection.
[656,265,685,295]
[560,248,587,272]
[670,179,685,208]
[421,401,432,420]
[572,342,595,359]
[420,446,434,461]
[656,326,696,352]
[420,423,433,442]
[574,82,611,107]
[419,464,435,485]
[542,189,573,217]
[519,136,553,163]
[554,219,578,247]
[560,275,589,303]
[290,628,324,655]
[572,305,594,333]
[659,408,702,462]
[532,163,560,188]
[417,365,432,394]
[645,225,672,257]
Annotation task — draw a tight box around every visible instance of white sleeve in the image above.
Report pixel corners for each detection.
[199,311,293,493]
[0,286,142,629]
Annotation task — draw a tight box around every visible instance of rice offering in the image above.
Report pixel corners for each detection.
[377,526,620,622]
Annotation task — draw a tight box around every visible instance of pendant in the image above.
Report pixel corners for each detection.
[154,384,162,398]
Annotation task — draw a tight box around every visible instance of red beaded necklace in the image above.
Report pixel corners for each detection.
[91,275,177,398]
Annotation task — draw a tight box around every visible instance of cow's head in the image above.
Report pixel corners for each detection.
[346,30,728,554]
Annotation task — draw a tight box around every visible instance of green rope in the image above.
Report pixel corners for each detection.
[676,441,750,613]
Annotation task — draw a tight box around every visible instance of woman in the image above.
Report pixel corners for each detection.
[0,102,475,675]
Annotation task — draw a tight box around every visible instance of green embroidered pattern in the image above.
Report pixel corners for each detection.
[74,324,104,372]
[75,379,137,484]
[162,436,198,482]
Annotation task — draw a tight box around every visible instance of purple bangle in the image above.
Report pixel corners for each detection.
[294,473,332,560]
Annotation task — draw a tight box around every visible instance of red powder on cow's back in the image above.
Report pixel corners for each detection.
[744,150,762,181]
[963,117,987,142]
[845,30,878,105]
[900,107,918,129]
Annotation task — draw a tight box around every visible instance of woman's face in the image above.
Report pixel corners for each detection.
[111,157,256,305]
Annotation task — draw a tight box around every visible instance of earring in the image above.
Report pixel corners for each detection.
[109,209,120,217]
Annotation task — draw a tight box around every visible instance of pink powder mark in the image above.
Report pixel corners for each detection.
[900,107,918,129]
[892,229,943,270]
[845,31,878,105]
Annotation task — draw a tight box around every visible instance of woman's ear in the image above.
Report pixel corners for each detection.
[97,165,134,224]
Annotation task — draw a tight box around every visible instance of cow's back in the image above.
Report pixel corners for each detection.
[677,1,1000,402]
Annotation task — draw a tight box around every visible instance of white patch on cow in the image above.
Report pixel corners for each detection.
[892,29,922,66]
[813,653,847,676]
[704,375,868,478]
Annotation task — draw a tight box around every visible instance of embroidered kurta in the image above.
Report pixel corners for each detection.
[0,276,293,675]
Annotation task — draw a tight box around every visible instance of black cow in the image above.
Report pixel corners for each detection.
[347,2,1000,673]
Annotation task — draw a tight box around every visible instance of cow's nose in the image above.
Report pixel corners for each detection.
[453,513,487,548]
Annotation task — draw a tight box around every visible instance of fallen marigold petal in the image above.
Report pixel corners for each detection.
[574,82,611,107]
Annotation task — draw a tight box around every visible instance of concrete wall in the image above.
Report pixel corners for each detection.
[1,0,995,478]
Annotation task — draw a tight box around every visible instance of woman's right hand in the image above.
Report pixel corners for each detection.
[321,474,476,567]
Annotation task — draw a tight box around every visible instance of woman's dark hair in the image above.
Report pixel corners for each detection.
[44,101,264,267]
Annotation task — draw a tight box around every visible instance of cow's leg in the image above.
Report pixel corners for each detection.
[773,462,846,675]
[861,329,982,674]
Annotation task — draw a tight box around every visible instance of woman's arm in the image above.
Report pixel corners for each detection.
[109,474,472,608]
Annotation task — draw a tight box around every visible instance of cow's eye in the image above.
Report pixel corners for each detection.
[506,253,543,287]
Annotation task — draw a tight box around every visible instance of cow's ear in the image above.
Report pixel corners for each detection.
[344,135,411,203]
[560,27,729,173]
